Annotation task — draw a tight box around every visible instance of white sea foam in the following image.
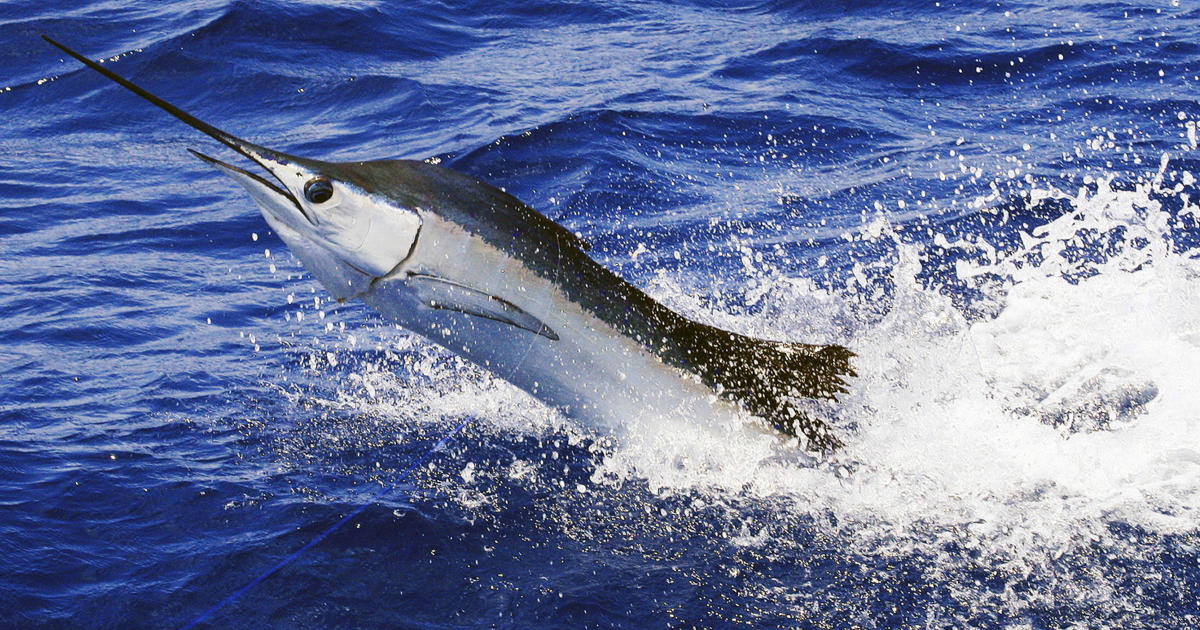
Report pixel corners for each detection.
[829,175,1200,550]
[577,167,1197,623]
[607,171,1200,564]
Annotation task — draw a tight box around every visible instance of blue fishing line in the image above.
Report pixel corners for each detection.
[180,416,473,629]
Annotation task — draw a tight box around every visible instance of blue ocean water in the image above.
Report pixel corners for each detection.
[4,1,1200,627]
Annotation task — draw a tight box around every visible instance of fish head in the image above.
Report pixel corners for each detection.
[191,146,421,300]
[43,36,420,300]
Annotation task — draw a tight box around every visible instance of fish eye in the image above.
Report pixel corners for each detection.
[304,177,334,204]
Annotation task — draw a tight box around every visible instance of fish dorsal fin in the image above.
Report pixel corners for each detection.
[662,320,855,451]
[407,273,559,340]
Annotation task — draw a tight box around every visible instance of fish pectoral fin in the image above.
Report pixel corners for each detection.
[406,273,558,341]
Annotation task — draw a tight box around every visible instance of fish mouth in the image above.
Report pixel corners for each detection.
[185,148,314,227]
[42,35,317,225]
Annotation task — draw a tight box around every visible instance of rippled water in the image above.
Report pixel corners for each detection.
[4,1,1200,627]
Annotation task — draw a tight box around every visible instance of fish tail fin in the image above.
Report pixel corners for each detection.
[749,341,854,451]
[674,323,855,451]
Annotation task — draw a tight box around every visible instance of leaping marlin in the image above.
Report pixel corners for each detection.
[45,36,854,451]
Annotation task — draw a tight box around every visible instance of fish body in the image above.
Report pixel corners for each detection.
[46,36,853,449]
